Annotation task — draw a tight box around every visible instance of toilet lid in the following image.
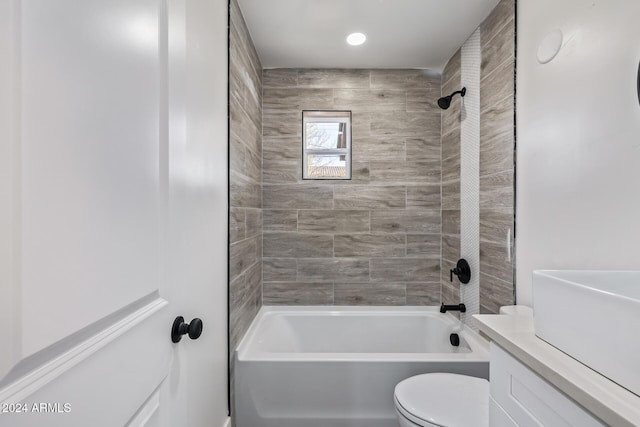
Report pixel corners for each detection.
[394,373,489,427]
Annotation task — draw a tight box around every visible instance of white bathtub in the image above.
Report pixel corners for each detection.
[234,306,489,427]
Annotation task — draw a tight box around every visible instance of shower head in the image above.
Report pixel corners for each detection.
[437,87,466,110]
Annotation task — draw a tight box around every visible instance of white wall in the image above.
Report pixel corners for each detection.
[516,0,640,305]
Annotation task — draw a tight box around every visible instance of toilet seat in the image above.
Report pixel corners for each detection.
[394,373,489,427]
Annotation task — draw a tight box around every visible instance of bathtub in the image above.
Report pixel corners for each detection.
[234,306,489,427]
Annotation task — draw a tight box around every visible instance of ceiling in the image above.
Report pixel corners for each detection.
[237,0,501,72]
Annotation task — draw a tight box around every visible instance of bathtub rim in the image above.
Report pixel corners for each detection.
[235,306,490,362]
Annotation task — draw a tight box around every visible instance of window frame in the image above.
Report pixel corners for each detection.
[301,110,352,180]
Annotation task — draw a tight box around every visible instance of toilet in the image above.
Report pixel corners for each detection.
[394,373,489,427]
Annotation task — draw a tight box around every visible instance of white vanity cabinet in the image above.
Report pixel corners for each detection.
[489,344,603,427]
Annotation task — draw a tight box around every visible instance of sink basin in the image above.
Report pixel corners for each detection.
[533,270,640,397]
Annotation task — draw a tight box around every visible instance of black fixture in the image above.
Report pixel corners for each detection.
[449,333,460,347]
[450,258,471,284]
[171,316,203,343]
[440,303,466,313]
[437,87,466,110]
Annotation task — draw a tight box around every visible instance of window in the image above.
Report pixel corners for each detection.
[302,110,352,180]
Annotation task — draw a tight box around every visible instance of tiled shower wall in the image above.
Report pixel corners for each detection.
[440,0,516,313]
[478,0,516,314]
[261,69,442,305]
[441,49,463,306]
[229,0,262,360]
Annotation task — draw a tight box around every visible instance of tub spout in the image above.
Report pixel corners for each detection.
[440,303,466,313]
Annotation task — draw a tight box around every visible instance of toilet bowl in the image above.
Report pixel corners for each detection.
[394,373,489,427]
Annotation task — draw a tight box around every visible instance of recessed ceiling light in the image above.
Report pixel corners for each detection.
[346,32,366,46]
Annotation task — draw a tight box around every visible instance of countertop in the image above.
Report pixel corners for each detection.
[474,310,640,427]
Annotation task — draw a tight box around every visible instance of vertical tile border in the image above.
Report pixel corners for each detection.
[460,29,481,325]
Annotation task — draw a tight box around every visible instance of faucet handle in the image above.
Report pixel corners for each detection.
[450,259,471,284]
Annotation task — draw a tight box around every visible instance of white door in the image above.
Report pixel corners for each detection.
[0,0,229,426]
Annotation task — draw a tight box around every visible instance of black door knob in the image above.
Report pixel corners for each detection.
[171,316,203,343]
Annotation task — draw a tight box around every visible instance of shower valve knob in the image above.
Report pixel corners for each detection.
[450,258,471,284]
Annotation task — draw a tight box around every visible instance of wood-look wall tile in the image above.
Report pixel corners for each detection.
[334,283,406,306]
[441,99,462,135]
[230,98,261,155]
[263,232,333,258]
[406,234,441,256]
[262,110,301,137]
[263,282,333,305]
[406,89,440,112]
[350,111,373,136]
[262,159,299,184]
[263,210,297,232]
[442,180,460,210]
[334,185,406,209]
[367,110,407,136]
[325,161,370,184]
[442,127,460,161]
[352,136,405,161]
[263,136,300,161]
[479,272,514,314]
[229,60,245,106]
[245,261,262,295]
[406,282,441,306]
[230,0,263,352]
[245,147,262,183]
[263,69,298,88]
[480,0,516,49]
[370,209,440,234]
[334,234,406,257]
[243,91,262,134]
[333,89,406,111]
[480,99,514,176]
[442,210,461,236]
[406,185,441,209]
[480,241,513,283]
[263,258,297,282]
[229,271,247,315]
[480,208,513,244]
[230,237,258,279]
[230,171,261,208]
[263,185,333,209]
[370,258,440,282]
[481,19,515,77]
[245,208,262,238]
[370,160,441,183]
[230,208,246,243]
[441,281,460,306]
[479,170,513,209]
[263,88,334,110]
[442,151,460,183]
[297,258,370,282]
[297,69,370,89]
[230,134,246,173]
[298,210,370,233]
[442,234,460,263]
[480,58,514,110]
[370,69,440,90]
[442,49,461,86]
[408,112,441,135]
[405,138,440,161]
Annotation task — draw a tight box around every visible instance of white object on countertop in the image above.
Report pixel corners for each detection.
[533,270,640,397]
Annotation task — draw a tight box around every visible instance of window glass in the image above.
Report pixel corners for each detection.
[302,111,351,180]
